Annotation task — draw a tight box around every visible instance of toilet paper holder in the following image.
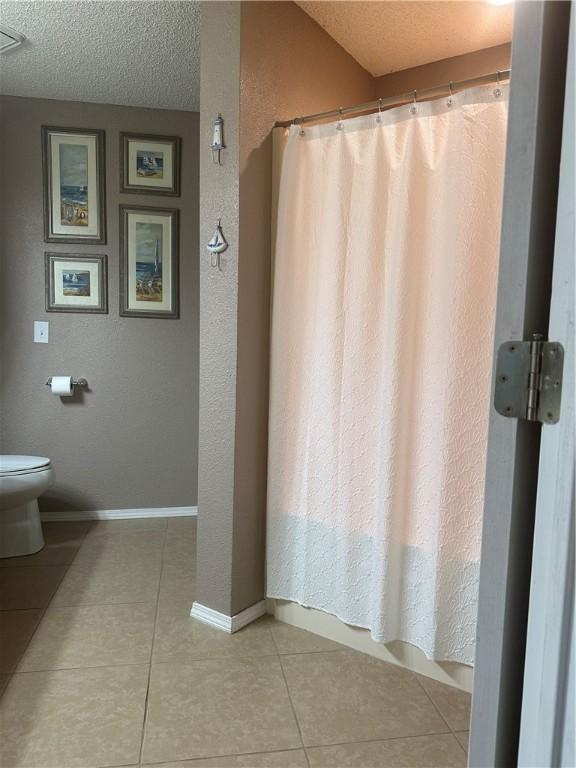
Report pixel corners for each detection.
[45,377,88,388]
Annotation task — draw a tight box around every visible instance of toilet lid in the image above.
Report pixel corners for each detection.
[0,455,51,476]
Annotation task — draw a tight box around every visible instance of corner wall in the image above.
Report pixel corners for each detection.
[196,1,242,615]
[374,43,511,98]
[0,96,199,513]
[195,0,375,618]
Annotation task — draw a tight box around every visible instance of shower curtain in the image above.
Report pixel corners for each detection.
[266,84,509,665]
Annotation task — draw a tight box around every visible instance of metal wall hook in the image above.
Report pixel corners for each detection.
[207,219,228,269]
[211,113,225,164]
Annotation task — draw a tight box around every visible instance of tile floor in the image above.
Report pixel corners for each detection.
[0,518,471,767]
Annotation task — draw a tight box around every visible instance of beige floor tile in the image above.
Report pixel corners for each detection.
[148,750,308,767]
[0,522,90,568]
[74,530,165,565]
[153,602,276,663]
[0,546,79,569]
[0,567,68,610]
[51,557,161,606]
[166,516,198,536]
[418,676,471,732]
[85,518,167,537]
[142,658,302,764]
[306,734,466,767]
[0,610,43,672]
[270,622,345,655]
[158,561,196,602]
[0,664,148,767]
[0,673,9,696]
[163,534,197,568]
[42,521,92,543]
[454,730,469,753]
[19,602,156,671]
[281,651,447,746]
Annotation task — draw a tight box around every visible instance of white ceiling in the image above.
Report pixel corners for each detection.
[0,0,200,111]
[0,1,513,110]
[296,1,514,77]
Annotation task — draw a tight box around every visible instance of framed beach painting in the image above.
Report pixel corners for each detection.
[120,133,181,196]
[42,126,106,244]
[119,205,179,318]
[45,253,108,314]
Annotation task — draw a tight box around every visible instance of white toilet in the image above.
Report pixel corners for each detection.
[0,456,53,558]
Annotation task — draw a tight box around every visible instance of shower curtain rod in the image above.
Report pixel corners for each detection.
[274,68,511,127]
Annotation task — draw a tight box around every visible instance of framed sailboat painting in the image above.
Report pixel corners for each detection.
[42,126,106,244]
[45,252,108,314]
[119,205,179,318]
[120,133,181,196]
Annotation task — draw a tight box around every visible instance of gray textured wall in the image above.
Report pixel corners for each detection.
[195,0,376,617]
[195,1,241,616]
[0,95,199,512]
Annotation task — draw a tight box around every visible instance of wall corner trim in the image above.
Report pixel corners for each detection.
[40,506,197,521]
[190,599,267,634]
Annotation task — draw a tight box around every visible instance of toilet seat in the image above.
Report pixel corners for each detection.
[0,456,52,477]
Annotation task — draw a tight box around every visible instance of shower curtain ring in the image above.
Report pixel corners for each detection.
[336,107,344,130]
[447,81,454,107]
[494,71,503,98]
[376,98,383,123]
[410,90,417,114]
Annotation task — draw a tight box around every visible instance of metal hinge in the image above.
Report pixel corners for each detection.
[494,335,564,424]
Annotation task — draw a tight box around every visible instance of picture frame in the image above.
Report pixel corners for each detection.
[42,126,106,244]
[119,205,179,318]
[120,133,181,196]
[45,252,108,314]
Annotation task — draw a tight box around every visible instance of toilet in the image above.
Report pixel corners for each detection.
[0,456,53,558]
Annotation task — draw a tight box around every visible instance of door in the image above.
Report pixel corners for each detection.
[518,11,574,767]
[469,2,572,767]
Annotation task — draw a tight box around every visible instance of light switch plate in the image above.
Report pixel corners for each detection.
[34,321,49,343]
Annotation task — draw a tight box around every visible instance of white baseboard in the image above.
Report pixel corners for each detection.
[267,598,473,693]
[40,506,197,522]
[190,599,267,634]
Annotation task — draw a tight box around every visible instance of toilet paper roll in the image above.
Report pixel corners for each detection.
[50,376,74,396]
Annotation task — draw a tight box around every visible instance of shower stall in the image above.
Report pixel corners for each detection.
[266,75,509,672]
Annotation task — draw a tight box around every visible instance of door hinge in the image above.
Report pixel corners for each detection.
[494,335,564,424]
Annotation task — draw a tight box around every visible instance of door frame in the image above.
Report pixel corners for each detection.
[470,2,571,766]
[518,10,574,766]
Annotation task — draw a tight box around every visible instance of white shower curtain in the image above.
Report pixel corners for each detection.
[266,84,509,665]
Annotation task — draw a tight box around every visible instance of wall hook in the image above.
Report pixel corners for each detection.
[211,114,225,164]
[207,219,228,269]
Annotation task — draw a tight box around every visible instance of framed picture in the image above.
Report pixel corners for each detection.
[119,205,179,318]
[120,133,181,196]
[45,252,108,314]
[42,126,106,244]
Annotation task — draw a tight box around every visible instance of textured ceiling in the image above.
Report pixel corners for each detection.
[0,1,200,111]
[296,1,514,76]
